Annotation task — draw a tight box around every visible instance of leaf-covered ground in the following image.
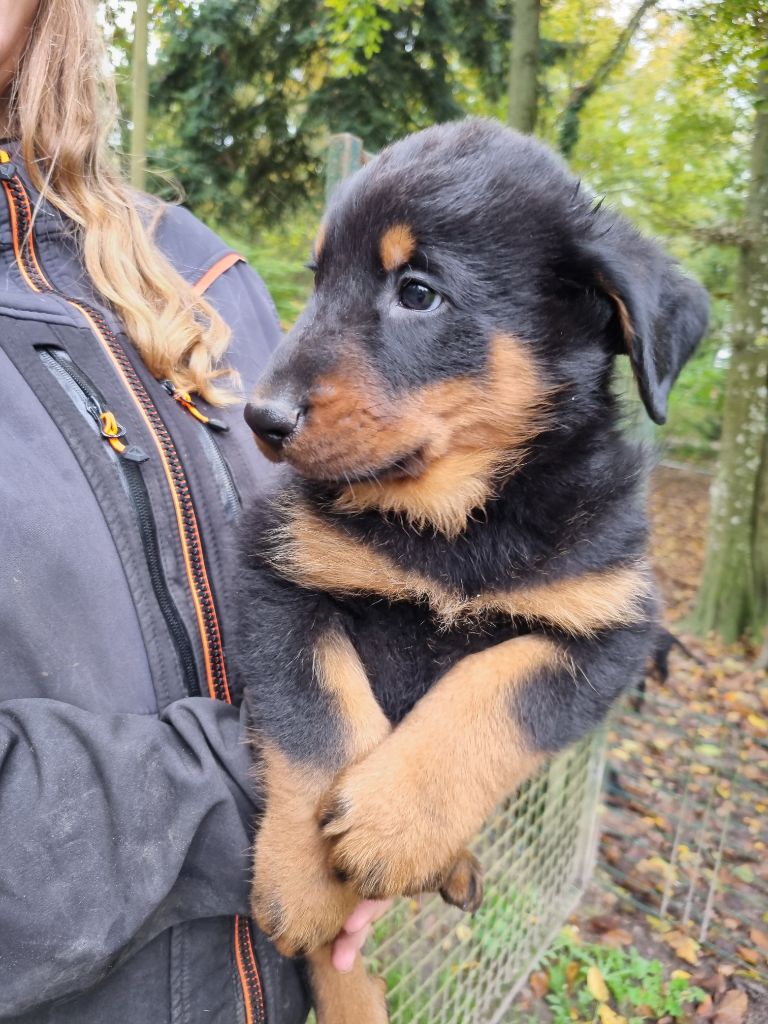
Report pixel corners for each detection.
[520,466,768,1024]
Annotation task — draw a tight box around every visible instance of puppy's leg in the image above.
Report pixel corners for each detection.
[249,624,391,955]
[321,624,652,899]
[307,946,389,1024]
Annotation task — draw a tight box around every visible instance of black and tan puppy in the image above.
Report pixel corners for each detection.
[238,118,708,1022]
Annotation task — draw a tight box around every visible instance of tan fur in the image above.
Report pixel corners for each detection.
[270,505,652,636]
[319,635,558,897]
[314,632,392,754]
[439,849,484,913]
[252,633,488,964]
[250,743,359,956]
[467,567,654,637]
[307,946,389,1024]
[251,635,390,955]
[333,336,551,536]
[256,335,551,536]
[379,223,417,271]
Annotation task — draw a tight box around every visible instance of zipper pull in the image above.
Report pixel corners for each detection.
[161,380,229,431]
[99,411,149,462]
[0,150,17,179]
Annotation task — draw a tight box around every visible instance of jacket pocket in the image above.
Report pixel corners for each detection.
[38,345,202,697]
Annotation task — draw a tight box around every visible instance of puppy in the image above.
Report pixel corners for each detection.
[238,118,708,1023]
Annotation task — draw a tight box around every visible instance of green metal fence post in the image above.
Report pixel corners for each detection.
[325,133,366,203]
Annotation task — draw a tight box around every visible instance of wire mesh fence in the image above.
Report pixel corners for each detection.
[348,728,608,1024]
[599,683,768,980]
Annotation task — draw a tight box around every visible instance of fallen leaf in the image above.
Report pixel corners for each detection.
[600,928,633,948]
[713,989,748,1024]
[736,947,759,965]
[565,960,580,990]
[663,930,700,965]
[587,965,610,1003]
[529,970,549,998]
[454,924,472,943]
[598,1006,628,1024]
[588,914,623,933]
[749,927,768,952]
[696,995,715,1019]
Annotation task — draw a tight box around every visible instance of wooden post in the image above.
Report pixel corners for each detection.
[325,133,365,202]
[130,0,149,191]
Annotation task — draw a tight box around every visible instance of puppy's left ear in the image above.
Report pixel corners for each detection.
[580,214,709,425]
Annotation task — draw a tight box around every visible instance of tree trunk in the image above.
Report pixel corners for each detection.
[692,63,768,642]
[130,0,149,191]
[507,0,540,134]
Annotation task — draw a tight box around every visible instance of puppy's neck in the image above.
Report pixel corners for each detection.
[330,444,520,540]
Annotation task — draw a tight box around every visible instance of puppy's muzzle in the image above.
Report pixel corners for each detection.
[244,399,301,452]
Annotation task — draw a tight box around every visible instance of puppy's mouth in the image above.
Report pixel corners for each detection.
[284,444,429,487]
[339,447,428,485]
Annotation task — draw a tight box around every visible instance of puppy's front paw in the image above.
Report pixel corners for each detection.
[251,820,358,956]
[319,757,461,900]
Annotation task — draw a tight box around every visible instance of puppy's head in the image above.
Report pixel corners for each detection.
[245,119,708,535]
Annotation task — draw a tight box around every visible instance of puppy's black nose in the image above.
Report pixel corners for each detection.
[244,400,301,450]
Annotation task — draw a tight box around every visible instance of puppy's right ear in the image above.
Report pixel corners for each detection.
[576,212,709,425]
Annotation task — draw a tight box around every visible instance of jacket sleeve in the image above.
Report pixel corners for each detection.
[0,695,260,1016]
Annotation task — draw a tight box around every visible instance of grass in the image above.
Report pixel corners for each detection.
[536,929,706,1024]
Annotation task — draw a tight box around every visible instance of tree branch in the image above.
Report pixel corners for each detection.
[558,0,660,157]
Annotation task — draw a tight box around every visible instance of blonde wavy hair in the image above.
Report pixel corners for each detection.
[9,0,237,405]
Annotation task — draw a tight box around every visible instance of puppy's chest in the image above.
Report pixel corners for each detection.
[342,597,523,724]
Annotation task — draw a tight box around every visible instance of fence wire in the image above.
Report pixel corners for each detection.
[599,685,768,981]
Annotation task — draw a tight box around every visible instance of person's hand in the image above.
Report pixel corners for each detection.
[330,899,393,972]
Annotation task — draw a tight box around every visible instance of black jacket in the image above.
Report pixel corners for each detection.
[0,144,309,1024]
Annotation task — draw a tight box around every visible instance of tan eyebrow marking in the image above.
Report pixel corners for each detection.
[379,223,416,272]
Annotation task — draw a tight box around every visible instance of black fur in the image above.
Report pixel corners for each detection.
[237,118,708,780]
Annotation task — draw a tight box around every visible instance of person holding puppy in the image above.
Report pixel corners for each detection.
[0,1,386,1021]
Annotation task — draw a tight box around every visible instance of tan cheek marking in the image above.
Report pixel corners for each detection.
[270,503,651,635]
[334,334,553,536]
[379,223,417,271]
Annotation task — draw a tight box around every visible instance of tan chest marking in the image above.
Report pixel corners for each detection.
[268,506,652,636]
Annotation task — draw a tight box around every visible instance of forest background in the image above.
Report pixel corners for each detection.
[107,0,767,646]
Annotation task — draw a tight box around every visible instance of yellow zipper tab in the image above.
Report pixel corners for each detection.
[99,410,128,454]
[0,150,10,164]
[162,380,228,430]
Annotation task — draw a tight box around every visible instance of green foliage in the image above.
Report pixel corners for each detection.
[217,206,318,326]
[541,929,706,1024]
[324,0,414,76]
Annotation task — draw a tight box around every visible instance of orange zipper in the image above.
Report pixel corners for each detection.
[234,915,267,1024]
[0,152,230,702]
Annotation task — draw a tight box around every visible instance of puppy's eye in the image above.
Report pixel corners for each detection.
[399,280,442,312]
